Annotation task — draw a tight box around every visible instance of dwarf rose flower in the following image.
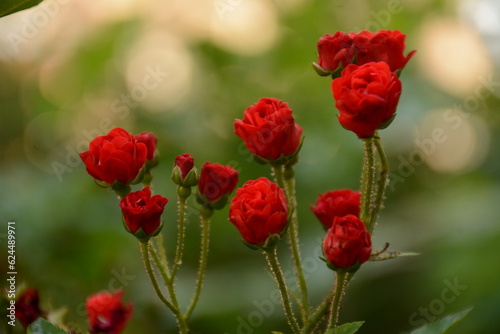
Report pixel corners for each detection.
[119,187,168,239]
[135,132,158,161]
[316,31,355,72]
[229,177,288,246]
[332,62,402,138]
[234,98,303,161]
[198,162,238,205]
[79,128,147,185]
[311,189,360,229]
[316,30,415,74]
[15,288,44,328]
[323,215,372,269]
[353,30,416,73]
[86,290,132,334]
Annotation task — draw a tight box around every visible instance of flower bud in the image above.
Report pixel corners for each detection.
[86,290,132,334]
[171,154,198,188]
[15,288,44,328]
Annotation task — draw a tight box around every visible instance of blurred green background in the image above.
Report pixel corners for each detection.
[1,0,499,333]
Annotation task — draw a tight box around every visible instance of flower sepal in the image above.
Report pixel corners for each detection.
[312,62,332,76]
[172,165,199,188]
[111,181,132,199]
[123,217,164,243]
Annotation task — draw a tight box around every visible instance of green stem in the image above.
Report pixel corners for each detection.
[369,133,389,234]
[300,285,336,334]
[185,213,211,319]
[264,247,300,334]
[139,241,188,334]
[172,194,187,279]
[328,271,349,329]
[360,138,377,226]
[283,165,309,322]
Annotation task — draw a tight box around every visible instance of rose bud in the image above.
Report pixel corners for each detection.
[119,187,168,242]
[311,189,360,229]
[197,162,238,210]
[229,177,288,248]
[79,128,147,187]
[332,62,402,138]
[323,215,372,271]
[134,132,158,162]
[353,30,416,73]
[15,288,44,328]
[86,290,132,334]
[172,153,198,188]
[234,98,303,164]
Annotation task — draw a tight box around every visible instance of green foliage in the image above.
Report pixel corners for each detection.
[409,308,473,334]
[326,321,364,334]
[0,0,43,18]
[27,318,69,334]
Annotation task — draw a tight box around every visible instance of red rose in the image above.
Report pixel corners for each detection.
[316,30,415,74]
[311,189,360,229]
[86,290,132,334]
[323,215,372,269]
[198,162,238,206]
[79,128,147,185]
[332,62,402,138]
[353,30,416,72]
[229,177,288,246]
[15,288,44,328]
[316,31,355,72]
[135,132,158,161]
[119,187,168,240]
[234,98,303,161]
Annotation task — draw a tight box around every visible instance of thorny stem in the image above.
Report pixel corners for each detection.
[369,133,389,234]
[360,137,377,227]
[327,271,349,329]
[171,194,188,279]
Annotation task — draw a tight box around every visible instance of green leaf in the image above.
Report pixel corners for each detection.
[409,307,473,334]
[27,318,69,334]
[0,0,43,18]
[325,321,364,334]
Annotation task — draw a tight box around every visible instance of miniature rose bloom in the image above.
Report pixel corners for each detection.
[134,132,158,161]
[79,128,147,185]
[311,189,360,229]
[119,187,168,240]
[353,30,416,73]
[86,290,132,334]
[198,162,239,205]
[234,98,303,161]
[316,32,355,73]
[332,62,402,138]
[323,215,372,270]
[229,177,288,246]
[15,288,44,328]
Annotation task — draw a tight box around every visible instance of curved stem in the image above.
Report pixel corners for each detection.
[283,165,309,322]
[139,241,188,334]
[327,271,349,329]
[185,213,211,319]
[360,138,377,226]
[264,247,300,334]
[300,285,336,334]
[172,194,187,279]
[369,134,389,234]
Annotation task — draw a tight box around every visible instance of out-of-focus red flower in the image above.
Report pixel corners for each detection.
[311,189,360,229]
[86,290,132,334]
[198,162,238,206]
[134,132,158,161]
[15,288,44,328]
